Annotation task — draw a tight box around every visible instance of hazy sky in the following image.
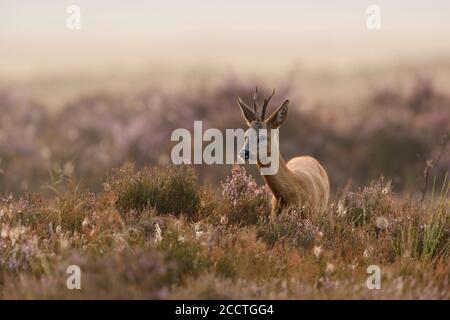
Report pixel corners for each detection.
[1,0,450,78]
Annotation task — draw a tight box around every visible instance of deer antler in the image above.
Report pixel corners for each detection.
[253,86,259,117]
[261,89,275,121]
[245,87,276,121]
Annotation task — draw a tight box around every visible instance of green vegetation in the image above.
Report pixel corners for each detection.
[108,163,202,219]
[0,164,448,299]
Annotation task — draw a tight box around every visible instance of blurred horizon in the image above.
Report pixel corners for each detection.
[0,0,449,193]
[2,0,450,77]
[2,1,450,108]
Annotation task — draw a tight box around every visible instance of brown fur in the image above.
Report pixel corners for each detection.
[238,89,330,216]
[261,155,330,215]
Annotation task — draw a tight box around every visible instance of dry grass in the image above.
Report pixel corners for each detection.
[0,164,448,299]
[0,70,449,300]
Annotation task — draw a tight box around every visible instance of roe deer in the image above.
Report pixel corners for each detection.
[237,88,330,215]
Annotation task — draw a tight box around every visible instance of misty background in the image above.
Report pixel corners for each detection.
[0,0,449,193]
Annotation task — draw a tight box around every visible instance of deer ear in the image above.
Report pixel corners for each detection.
[265,99,289,128]
[237,97,256,125]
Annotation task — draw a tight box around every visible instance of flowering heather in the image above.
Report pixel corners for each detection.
[0,164,447,299]
[221,164,267,206]
[1,78,449,193]
[0,77,449,299]
[220,164,270,226]
[257,207,319,250]
[338,177,393,226]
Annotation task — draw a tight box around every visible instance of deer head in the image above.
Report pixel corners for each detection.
[237,87,289,162]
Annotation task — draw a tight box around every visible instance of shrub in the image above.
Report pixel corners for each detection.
[337,177,393,226]
[107,163,202,219]
[220,164,270,226]
[4,186,93,236]
[51,191,92,233]
[257,207,319,250]
[389,176,449,260]
[1,248,176,299]
[157,228,211,281]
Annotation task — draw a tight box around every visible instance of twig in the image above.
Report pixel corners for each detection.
[418,134,449,202]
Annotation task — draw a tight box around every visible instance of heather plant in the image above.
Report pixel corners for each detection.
[220,164,271,226]
[353,79,450,189]
[38,171,93,234]
[156,223,212,281]
[0,169,449,299]
[107,163,202,219]
[0,224,40,274]
[50,191,92,233]
[1,79,449,193]
[0,195,46,275]
[337,177,392,227]
[1,248,175,299]
[1,76,450,299]
[256,206,319,250]
[50,92,181,188]
[0,90,49,192]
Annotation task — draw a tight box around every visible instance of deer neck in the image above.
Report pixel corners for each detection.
[257,152,299,201]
